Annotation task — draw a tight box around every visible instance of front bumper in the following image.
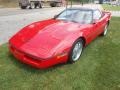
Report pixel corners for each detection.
[9,44,68,69]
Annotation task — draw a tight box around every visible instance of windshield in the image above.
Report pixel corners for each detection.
[56,9,93,24]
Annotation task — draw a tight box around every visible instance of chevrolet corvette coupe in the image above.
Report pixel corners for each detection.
[9,8,111,69]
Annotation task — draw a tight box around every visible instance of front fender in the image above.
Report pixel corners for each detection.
[53,31,85,56]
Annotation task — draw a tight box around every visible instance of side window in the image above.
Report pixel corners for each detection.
[73,11,92,24]
[93,10,102,20]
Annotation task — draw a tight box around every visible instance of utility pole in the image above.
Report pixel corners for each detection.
[70,0,72,7]
[82,0,83,6]
[66,0,68,9]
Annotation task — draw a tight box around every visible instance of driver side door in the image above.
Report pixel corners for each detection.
[92,10,103,39]
[85,10,103,44]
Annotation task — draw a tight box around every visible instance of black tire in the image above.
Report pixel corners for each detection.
[38,2,42,8]
[101,24,109,36]
[20,6,27,9]
[69,39,84,63]
[50,2,57,7]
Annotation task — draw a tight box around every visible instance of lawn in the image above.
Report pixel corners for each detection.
[0,17,120,90]
[102,4,120,11]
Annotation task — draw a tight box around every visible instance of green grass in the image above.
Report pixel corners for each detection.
[102,4,120,11]
[0,17,120,90]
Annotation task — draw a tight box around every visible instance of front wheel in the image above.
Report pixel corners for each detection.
[69,39,84,63]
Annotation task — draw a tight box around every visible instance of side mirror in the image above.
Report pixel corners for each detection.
[53,15,58,19]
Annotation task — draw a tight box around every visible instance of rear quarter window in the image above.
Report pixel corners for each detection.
[93,10,102,20]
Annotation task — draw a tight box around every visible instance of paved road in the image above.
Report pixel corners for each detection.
[0,4,119,45]
[110,11,120,17]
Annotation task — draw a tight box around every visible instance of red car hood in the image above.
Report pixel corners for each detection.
[10,19,84,59]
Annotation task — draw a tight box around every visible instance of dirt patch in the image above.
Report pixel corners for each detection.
[0,0,18,8]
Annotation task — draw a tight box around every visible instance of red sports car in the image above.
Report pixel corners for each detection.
[9,8,111,69]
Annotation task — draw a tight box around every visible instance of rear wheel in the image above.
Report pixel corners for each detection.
[102,24,108,36]
[69,39,84,63]
[21,6,27,9]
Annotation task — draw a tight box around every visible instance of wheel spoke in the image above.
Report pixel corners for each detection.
[104,25,108,35]
[72,41,83,61]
